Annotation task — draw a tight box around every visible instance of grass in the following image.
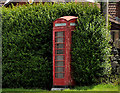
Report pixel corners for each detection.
[64,83,119,91]
[2,88,47,92]
[2,84,119,93]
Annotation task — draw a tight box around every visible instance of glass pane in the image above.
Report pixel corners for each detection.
[55,38,64,43]
[55,61,64,66]
[55,55,64,60]
[55,73,64,78]
[55,67,64,72]
[55,44,64,48]
[56,50,64,54]
[55,32,64,37]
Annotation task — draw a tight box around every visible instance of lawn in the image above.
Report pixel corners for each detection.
[64,83,119,91]
[2,88,47,92]
[2,84,119,93]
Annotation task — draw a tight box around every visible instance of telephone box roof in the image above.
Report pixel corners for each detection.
[59,16,78,21]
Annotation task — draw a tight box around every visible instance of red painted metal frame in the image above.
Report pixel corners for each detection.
[53,16,78,86]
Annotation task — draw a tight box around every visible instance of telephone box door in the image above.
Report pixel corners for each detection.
[53,30,66,86]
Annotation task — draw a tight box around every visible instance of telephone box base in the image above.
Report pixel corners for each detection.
[51,85,74,91]
[51,88,69,91]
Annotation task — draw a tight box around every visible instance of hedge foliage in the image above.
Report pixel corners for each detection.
[72,15,111,85]
[71,11,111,85]
[2,2,111,89]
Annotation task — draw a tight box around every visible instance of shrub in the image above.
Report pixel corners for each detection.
[2,3,54,89]
[2,2,111,89]
[71,12,111,85]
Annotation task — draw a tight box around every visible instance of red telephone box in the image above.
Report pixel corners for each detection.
[53,16,78,87]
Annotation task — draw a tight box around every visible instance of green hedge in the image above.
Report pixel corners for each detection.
[71,13,111,85]
[2,2,111,89]
[2,3,55,89]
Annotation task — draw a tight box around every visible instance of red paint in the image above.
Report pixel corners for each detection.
[53,16,78,87]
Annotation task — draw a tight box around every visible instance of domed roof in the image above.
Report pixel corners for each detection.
[59,16,78,21]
